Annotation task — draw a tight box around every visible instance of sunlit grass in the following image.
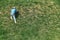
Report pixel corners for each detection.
[0,0,60,40]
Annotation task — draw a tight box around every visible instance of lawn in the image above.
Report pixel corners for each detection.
[0,0,60,40]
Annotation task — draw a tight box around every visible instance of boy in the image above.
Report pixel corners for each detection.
[10,7,17,23]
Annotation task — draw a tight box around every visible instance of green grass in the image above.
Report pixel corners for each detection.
[0,0,60,40]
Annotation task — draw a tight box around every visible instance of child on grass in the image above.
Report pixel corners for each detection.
[10,7,17,23]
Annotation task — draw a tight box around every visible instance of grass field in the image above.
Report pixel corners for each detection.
[0,0,60,40]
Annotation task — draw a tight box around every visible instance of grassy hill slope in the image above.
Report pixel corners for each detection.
[0,0,60,40]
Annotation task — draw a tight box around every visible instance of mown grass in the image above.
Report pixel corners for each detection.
[0,0,60,40]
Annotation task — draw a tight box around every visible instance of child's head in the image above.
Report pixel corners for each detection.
[12,7,16,9]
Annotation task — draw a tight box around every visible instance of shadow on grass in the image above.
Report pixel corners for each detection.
[15,11,20,18]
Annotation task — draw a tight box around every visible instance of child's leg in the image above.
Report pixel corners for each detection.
[13,15,16,23]
[10,16,13,20]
